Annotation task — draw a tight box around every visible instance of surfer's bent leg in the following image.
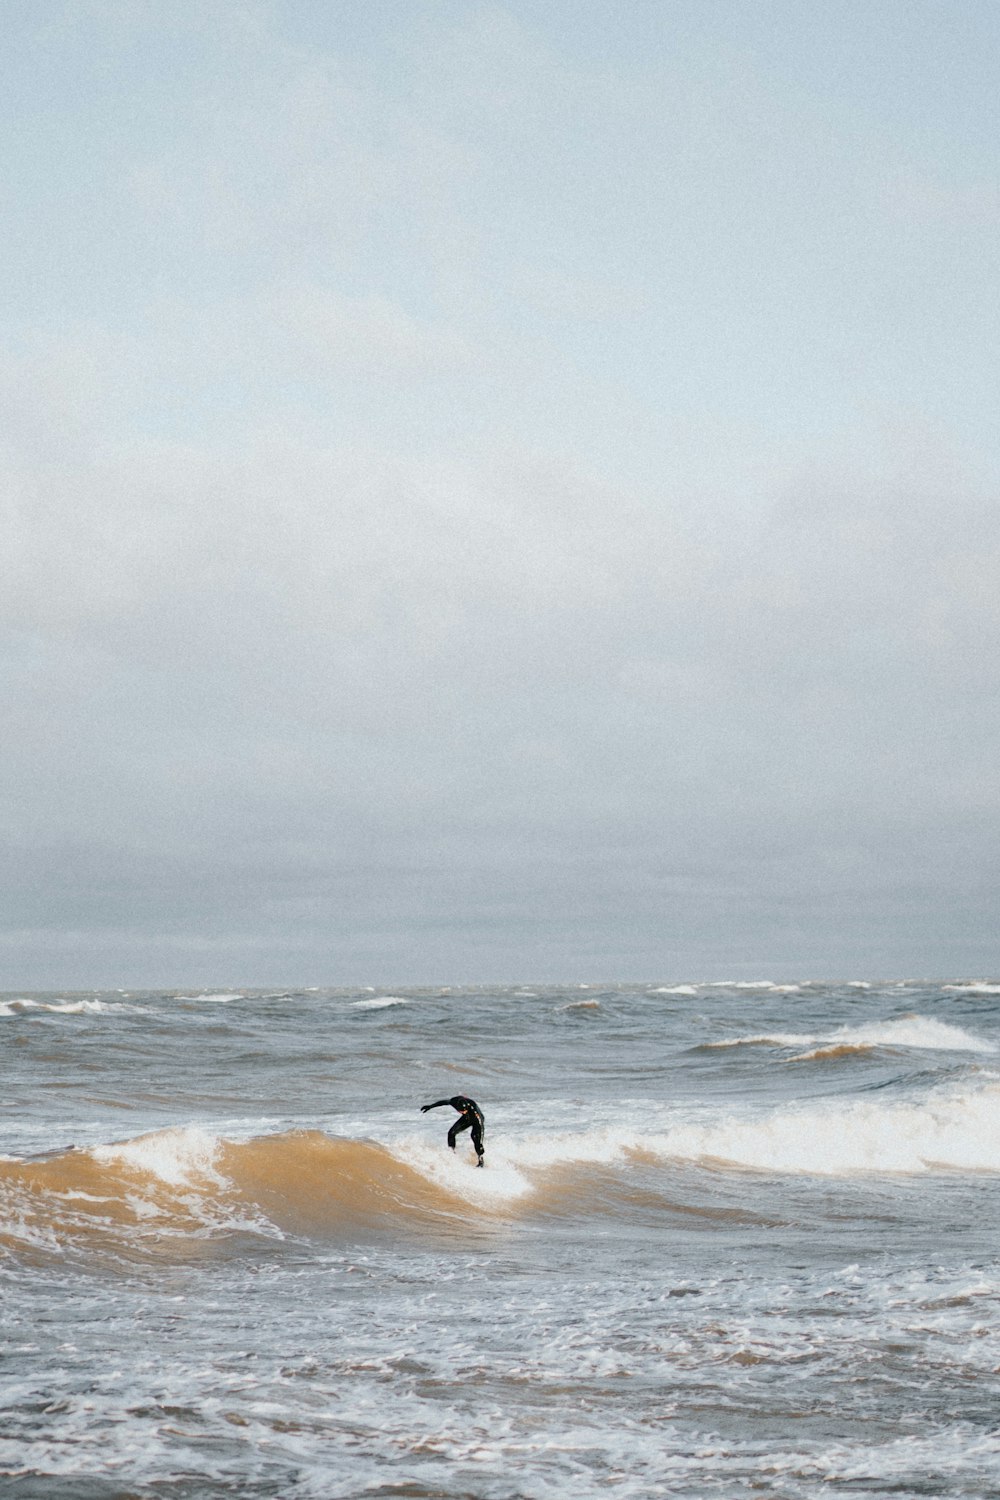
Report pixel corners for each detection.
[471,1118,485,1166]
[447,1117,471,1151]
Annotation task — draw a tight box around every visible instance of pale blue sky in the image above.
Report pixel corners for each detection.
[2,1,999,984]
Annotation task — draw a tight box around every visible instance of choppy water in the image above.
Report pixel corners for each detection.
[3,980,1000,1498]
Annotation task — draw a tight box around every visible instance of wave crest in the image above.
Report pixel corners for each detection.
[705,1015,995,1058]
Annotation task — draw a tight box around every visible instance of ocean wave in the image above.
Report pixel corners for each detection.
[175,992,246,1003]
[0,998,142,1018]
[350,996,409,1009]
[0,1128,500,1259]
[92,1127,226,1187]
[6,1077,1000,1261]
[708,980,772,989]
[705,1015,996,1059]
[652,1077,1000,1175]
[481,1078,1000,1178]
[401,1076,1000,1180]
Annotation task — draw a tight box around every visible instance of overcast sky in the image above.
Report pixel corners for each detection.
[3,0,999,987]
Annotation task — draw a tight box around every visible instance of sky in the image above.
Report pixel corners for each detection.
[2,0,999,987]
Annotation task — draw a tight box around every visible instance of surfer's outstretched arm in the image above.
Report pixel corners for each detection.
[420,1099,452,1113]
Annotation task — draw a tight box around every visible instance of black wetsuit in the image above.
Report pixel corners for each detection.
[420,1095,485,1165]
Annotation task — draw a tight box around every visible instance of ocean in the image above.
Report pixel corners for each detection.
[3,979,1000,1498]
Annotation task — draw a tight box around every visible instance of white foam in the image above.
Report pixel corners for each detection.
[796,1016,996,1058]
[352,996,409,1009]
[91,1127,225,1187]
[394,1122,682,1206]
[177,992,245,1003]
[788,1426,1000,1486]
[944,982,1000,995]
[395,1107,701,1205]
[650,985,698,995]
[710,1014,995,1057]
[0,998,140,1017]
[708,980,781,990]
[654,1077,1000,1175]
[391,1136,535,1205]
[398,1073,1000,1186]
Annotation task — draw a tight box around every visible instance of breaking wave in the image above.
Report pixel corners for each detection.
[0,998,141,1018]
[651,1078,1000,1174]
[704,1015,995,1060]
[0,1130,490,1260]
[5,1076,1000,1261]
[175,991,246,1004]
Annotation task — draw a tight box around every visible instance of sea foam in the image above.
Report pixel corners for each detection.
[91,1127,225,1187]
[0,998,141,1018]
[396,1073,1000,1187]
[653,1078,1000,1175]
[707,1014,995,1057]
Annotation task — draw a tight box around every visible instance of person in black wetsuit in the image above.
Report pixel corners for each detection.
[420,1095,485,1166]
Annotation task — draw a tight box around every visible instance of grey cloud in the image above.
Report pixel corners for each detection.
[5,363,999,985]
[4,2,999,984]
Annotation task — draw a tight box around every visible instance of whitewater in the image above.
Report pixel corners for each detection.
[3,980,1000,1498]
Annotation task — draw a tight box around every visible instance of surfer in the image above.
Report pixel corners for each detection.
[420,1095,485,1166]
